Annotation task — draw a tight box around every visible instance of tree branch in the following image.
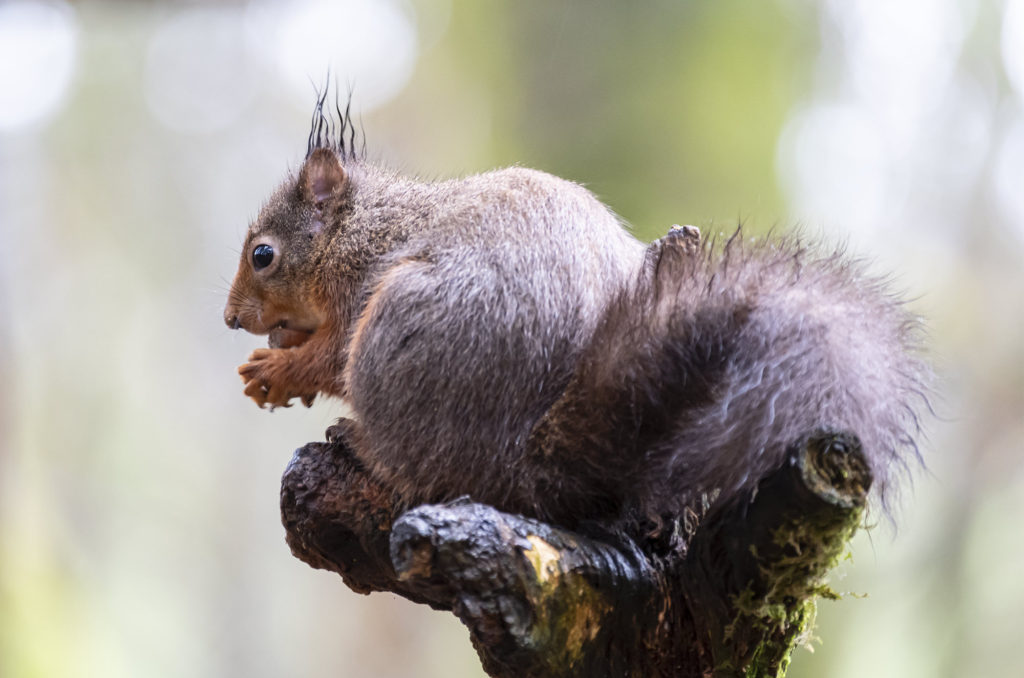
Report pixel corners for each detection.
[280,430,870,677]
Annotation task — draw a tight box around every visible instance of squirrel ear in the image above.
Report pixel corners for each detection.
[299,149,348,204]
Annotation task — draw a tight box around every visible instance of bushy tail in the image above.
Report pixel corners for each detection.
[530,228,932,520]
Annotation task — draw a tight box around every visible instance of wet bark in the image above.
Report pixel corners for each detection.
[280,430,869,677]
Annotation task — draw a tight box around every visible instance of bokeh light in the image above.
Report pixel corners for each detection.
[777,0,997,261]
[1002,0,1024,103]
[0,0,77,132]
[993,118,1024,243]
[245,0,418,112]
[144,6,257,134]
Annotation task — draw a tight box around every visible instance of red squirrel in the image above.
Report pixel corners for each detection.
[225,96,930,527]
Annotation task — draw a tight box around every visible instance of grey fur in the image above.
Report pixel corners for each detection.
[342,165,645,519]
[526,229,931,523]
[230,152,931,529]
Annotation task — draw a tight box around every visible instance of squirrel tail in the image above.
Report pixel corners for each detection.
[530,227,933,520]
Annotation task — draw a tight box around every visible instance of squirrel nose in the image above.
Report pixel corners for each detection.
[224,311,241,330]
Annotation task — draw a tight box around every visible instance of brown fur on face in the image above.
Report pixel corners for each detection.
[225,150,363,408]
[224,152,350,338]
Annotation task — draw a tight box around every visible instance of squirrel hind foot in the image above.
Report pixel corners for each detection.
[638,224,703,294]
[668,224,701,253]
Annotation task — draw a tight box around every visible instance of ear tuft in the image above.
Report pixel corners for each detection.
[299,148,348,204]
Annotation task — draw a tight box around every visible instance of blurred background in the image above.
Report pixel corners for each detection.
[1,0,1021,676]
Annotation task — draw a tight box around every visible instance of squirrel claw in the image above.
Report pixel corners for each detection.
[667,224,701,255]
[242,374,270,408]
[239,349,317,410]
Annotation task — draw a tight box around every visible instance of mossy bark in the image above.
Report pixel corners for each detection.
[280,430,870,677]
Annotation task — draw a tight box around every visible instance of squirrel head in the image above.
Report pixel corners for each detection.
[224,148,349,342]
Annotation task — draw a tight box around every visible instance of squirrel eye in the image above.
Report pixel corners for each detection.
[252,244,275,270]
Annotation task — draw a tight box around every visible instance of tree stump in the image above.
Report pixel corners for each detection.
[280,429,870,677]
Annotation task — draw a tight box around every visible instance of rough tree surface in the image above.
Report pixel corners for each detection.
[280,426,871,678]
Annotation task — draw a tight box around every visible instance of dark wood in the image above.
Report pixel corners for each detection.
[280,428,870,677]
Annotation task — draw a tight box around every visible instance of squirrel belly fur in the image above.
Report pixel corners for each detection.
[225,106,931,528]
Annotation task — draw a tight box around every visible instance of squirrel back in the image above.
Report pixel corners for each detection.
[340,164,646,516]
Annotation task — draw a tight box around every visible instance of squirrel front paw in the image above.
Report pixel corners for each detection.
[238,348,317,410]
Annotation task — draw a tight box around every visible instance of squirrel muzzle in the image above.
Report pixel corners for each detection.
[224,294,318,350]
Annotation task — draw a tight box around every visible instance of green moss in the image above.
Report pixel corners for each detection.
[521,535,613,672]
[719,504,865,677]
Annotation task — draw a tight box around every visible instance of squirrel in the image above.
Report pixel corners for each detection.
[225,96,931,528]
